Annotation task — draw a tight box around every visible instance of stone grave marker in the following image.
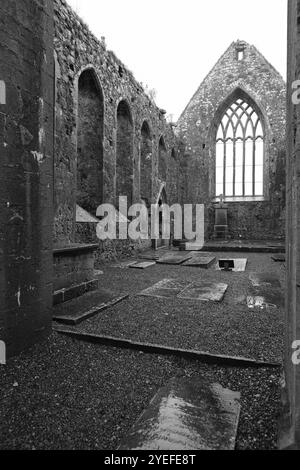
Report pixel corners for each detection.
[130,261,156,269]
[247,272,284,310]
[157,253,192,265]
[119,377,241,450]
[183,256,216,268]
[178,282,228,302]
[138,279,191,299]
[53,289,129,325]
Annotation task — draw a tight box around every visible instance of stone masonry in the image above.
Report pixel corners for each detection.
[177,41,286,241]
[0,0,54,357]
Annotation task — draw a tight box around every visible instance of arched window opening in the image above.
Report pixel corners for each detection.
[215,97,264,198]
[77,69,104,214]
[140,121,152,206]
[158,137,167,182]
[116,100,134,206]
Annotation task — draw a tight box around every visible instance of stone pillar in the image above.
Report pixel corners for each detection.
[281,0,300,449]
[0,0,54,357]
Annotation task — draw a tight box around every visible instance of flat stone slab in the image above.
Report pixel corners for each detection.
[216,258,248,272]
[249,272,281,288]
[247,272,283,309]
[111,261,139,269]
[178,282,228,302]
[183,256,216,268]
[138,279,191,299]
[53,290,129,325]
[247,287,284,310]
[157,253,192,265]
[129,261,156,269]
[271,254,286,262]
[185,242,205,251]
[118,377,241,450]
[139,252,161,261]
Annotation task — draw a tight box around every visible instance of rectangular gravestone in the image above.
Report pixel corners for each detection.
[183,256,216,268]
[130,261,156,269]
[271,254,286,262]
[249,272,281,288]
[111,260,138,269]
[185,241,205,251]
[247,272,283,310]
[138,279,191,299]
[118,377,240,450]
[178,282,228,302]
[53,290,129,325]
[157,253,192,265]
[247,287,284,310]
[216,259,248,272]
[139,252,160,261]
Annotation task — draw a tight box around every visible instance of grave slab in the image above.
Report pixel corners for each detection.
[183,256,216,268]
[139,252,160,261]
[178,282,228,302]
[247,287,284,310]
[157,253,192,265]
[185,242,205,251]
[53,289,129,325]
[129,261,156,269]
[118,377,240,450]
[249,272,281,288]
[271,254,286,262]
[111,261,138,269]
[216,259,248,272]
[138,279,191,299]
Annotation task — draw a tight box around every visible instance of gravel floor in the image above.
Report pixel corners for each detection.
[0,332,281,450]
[65,252,285,363]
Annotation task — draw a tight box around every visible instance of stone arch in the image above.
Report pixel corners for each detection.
[169,148,178,202]
[76,67,104,214]
[158,136,167,182]
[152,184,168,250]
[209,86,270,200]
[116,99,134,206]
[140,120,152,206]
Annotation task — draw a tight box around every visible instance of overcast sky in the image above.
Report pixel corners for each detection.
[67,0,287,121]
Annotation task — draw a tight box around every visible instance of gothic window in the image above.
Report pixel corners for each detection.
[215,98,264,198]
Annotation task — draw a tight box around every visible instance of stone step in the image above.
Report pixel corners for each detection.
[53,289,129,325]
[118,377,241,450]
[53,278,99,305]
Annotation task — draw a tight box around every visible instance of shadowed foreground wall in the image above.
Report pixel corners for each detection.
[281,0,300,450]
[0,0,54,357]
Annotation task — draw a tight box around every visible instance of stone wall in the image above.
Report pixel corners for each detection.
[177,41,286,240]
[0,0,54,357]
[281,0,300,450]
[54,0,180,251]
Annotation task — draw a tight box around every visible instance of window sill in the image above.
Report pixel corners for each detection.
[212,196,265,203]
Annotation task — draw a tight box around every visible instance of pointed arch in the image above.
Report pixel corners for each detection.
[158,136,167,182]
[76,67,104,214]
[140,120,152,205]
[116,99,134,206]
[212,88,268,199]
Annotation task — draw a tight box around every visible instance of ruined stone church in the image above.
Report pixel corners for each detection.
[1,0,300,450]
